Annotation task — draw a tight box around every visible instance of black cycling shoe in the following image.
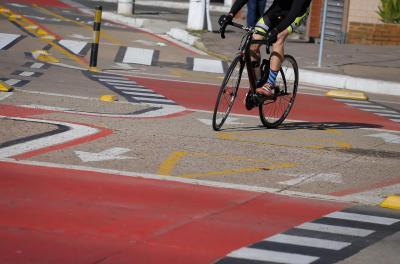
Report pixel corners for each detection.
[244,92,258,110]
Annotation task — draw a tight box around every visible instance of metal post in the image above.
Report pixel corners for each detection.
[90,6,102,71]
[318,0,328,67]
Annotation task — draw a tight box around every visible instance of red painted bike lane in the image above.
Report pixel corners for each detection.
[133,77,400,131]
[0,160,348,263]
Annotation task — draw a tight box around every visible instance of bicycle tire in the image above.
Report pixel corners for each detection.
[212,55,244,131]
[259,54,298,128]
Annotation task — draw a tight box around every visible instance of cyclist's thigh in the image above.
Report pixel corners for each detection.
[255,6,287,34]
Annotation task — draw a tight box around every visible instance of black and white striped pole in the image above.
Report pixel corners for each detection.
[90,6,102,72]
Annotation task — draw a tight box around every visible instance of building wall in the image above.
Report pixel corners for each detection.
[347,0,382,25]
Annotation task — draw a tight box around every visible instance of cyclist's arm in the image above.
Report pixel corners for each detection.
[274,0,310,33]
[229,0,248,16]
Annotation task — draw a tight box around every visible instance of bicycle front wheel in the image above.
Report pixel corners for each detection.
[212,55,244,131]
[259,55,298,128]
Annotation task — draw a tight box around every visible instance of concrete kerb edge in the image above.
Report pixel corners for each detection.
[300,69,400,96]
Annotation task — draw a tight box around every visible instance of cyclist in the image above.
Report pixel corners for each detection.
[219,0,311,98]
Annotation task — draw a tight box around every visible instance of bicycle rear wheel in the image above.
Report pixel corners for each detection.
[212,55,244,131]
[259,54,298,128]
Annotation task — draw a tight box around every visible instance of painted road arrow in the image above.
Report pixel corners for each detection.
[74,147,135,162]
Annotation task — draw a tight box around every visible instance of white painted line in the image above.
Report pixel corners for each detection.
[132,97,174,103]
[0,116,99,158]
[5,79,21,85]
[227,247,319,264]
[19,71,35,77]
[113,84,144,88]
[347,103,385,109]
[123,47,154,65]
[98,79,134,84]
[366,133,400,143]
[75,147,135,162]
[296,222,375,237]
[325,212,400,225]
[376,113,400,118]
[115,87,148,92]
[335,99,372,104]
[0,33,20,49]
[362,108,398,114]
[20,104,71,111]
[58,39,88,55]
[193,58,224,73]
[91,75,129,80]
[31,63,45,69]
[390,118,400,122]
[0,93,13,101]
[266,234,351,250]
[121,91,162,97]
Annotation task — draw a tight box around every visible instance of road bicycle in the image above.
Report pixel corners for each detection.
[212,21,299,131]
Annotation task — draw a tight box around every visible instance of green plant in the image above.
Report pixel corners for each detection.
[378,0,400,23]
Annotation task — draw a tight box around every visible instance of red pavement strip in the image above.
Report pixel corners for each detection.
[133,76,400,131]
[0,160,349,263]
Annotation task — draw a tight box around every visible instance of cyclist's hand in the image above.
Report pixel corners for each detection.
[267,28,279,44]
[218,14,233,39]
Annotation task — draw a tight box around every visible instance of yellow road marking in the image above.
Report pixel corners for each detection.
[33,4,123,46]
[157,151,188,175]
[217,132,352,150]
[0,5,88,68]
[158,150,297,178]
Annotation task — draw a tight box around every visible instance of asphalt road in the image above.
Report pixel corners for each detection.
[1,1,400,263]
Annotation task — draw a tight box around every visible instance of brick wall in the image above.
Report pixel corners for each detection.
[348,0,381,25]
[308,0,322,39]
[347,22,400,45]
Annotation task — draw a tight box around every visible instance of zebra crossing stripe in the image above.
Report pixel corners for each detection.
[0,33,24,50]
[217,207,400,264]
[58,39,90,56]
[335,98,400,123]
[296,222,374,237]
[266,234,351,250]
[98,79,134,84]
[227,247,319,264]
[325,211,399,225]
[114,86,147,91]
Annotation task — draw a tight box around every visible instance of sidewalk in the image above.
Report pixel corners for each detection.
[82,0,400,96]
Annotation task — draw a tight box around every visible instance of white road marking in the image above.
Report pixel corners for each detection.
[0,93,13,101]
[193,58,224,73]
[266,234,351,250]
[0,33,20,49]
[325,211,399,225]
[346,103,385,109]
[0,116,99,158]
[376,113,400,118]
[99,79,135,84]
[198,118,245,126]
[115,87,148,92]
[19,103,186,118]
[31,62,45,69]
[123,47,154,65]
[75,147,135,162]
[5,79,21,85]
[58,39,88,55]
[296,222,375,237]
[227,247,319,264]
[279,173,343,186]
[121,91,163,97]
[365,133,400,143]
[19,71,35,77]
